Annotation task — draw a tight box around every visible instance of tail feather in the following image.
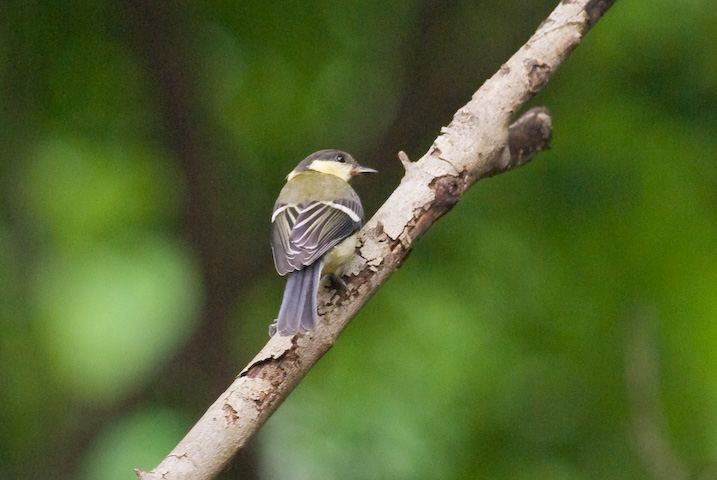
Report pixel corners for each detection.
[277,260,324,336]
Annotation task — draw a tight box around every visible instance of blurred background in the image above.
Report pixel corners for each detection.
[2,0,717,479]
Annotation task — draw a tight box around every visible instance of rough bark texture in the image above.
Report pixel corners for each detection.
[137,0,615,478]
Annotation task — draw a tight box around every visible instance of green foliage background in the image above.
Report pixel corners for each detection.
[2,1,717,479]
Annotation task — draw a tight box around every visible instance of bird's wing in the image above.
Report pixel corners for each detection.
[271,198,363,275]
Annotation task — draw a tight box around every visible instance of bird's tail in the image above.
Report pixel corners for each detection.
[276,260,324,336]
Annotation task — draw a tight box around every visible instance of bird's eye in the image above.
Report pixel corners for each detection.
[336,154,345,163]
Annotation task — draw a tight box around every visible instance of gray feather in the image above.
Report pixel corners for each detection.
[271,200,361,275]
[276,260,324,336]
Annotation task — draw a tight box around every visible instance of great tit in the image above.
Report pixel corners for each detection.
[270,149,377,336]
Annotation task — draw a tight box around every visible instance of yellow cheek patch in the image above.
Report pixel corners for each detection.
[307,160,353,181]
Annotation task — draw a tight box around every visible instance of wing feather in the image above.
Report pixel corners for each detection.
[271,198,363,276]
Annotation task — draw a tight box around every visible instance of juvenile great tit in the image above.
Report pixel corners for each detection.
[270,149,377,336]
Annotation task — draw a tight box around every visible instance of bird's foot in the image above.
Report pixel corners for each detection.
[327,273,349,294]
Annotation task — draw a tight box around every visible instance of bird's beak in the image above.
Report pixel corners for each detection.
[352,166,378,175]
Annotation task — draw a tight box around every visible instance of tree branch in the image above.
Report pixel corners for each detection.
[137,1,615,478]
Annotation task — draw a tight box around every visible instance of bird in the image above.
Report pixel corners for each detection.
[270,149,377,336]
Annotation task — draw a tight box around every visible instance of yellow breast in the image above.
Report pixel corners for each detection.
[322,232,359,275]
